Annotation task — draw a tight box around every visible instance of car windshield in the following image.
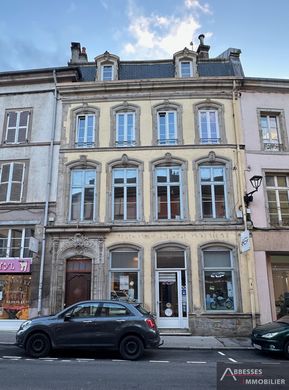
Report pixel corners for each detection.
[276,315,289,325]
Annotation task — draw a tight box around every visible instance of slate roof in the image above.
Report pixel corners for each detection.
[77,57,244,82]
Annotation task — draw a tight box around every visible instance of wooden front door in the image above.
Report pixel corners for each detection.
[65,258,92,307]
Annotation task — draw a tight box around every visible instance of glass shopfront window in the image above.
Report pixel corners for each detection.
[0,274,31,319]
[110,249,140,302]
[271,256,289,319]
[203,248,235,311]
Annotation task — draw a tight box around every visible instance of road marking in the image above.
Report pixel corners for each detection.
[3,356,21,359]
[76,359,95,362]
[218,352,225,356]
[149,360,169,363]
[187,361,206,364]
[60,360,72,362]
[228,358,237,363]
[39,357,58,360]
[112,359,126,362]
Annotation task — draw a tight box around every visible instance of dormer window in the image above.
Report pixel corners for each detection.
[173,48,197,78]
[180,61,192,78]
[95,51,119,81]
[102,65,113,81]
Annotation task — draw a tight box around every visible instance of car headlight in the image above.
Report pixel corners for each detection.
[18,320,32,331]
[262,332,279,339]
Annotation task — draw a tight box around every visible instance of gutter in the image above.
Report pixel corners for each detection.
[232,80,257,329]
[37,69,58,314]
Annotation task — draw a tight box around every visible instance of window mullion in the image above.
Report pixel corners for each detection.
[15,112,20,143]
[167,183,171,219]
[7,229,12,257]
[20,228,25,258]
[7,163,13,202]
[212,183,216,218]
[124,113,128,142]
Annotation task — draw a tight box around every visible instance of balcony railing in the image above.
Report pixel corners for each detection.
[157,138,178,145]
[200,138,221,144]
[75,142,95,148]
[263,142,283,151]
[115,140,136,147]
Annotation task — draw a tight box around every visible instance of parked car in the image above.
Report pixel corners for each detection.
[251,315,289,358]
[16,300,161,360]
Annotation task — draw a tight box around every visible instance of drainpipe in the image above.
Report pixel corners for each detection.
[37,69,58,315]
[232,80,257,329]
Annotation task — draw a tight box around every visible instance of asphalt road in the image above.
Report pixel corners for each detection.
[0,345,288,390]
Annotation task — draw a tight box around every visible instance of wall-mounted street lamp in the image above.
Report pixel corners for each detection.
[244,175,263,207]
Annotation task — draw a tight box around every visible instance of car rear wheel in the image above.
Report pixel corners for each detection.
[119,335,144,360]
[284,341,289,359]
[25,333,51,358]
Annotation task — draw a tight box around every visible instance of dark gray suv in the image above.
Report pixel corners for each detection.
[16,300,161,360]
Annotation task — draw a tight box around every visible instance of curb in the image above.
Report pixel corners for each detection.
[159,346,254,350]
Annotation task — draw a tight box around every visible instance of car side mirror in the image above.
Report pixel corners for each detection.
[64,313,72,322]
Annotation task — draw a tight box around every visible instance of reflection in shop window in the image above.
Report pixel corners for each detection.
[203,248,235,311]
[0,228,34,258]
[110,249,140,302]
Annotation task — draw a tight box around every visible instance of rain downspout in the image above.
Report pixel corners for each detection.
[37,69,58,314]
[232,79,257,329]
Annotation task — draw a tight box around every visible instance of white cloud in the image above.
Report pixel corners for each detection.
[121,0,212,60]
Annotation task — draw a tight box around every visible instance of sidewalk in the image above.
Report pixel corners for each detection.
[0,330,253,350]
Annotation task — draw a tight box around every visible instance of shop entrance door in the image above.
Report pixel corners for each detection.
[156,270,188,328]
[65,258,92,307]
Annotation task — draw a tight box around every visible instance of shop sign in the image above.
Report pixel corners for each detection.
[0,258,32,273]
[240,230,250,253]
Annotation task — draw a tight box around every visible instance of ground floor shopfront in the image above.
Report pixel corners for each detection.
[253,231,289,324]
[41,228,256,336]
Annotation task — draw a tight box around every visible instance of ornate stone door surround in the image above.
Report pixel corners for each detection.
[50,233,106,313]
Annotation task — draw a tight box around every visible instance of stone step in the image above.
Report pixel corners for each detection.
[159,328,192,336]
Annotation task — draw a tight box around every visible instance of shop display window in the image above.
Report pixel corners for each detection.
[110,249,140,302]
[0,275,31,319]
[203,248,235,311]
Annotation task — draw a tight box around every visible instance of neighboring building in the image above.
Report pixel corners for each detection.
[241,78,289,324]
[43,36,258,336]
[0,67,78,323]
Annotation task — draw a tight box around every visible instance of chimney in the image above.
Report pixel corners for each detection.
[69,42,88,64]
[197,34,210,59]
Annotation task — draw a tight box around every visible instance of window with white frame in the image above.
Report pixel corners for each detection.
[116,112,136,146]
[156,166,182,220]
[75,114,95,147]
[4,110,30,144]
[198,110,220,144]
[0,162,25,203]
[260,114,282,151]
[101,65,113,81]
[200,166,227,219]
[110,248,140,302]
[112,168,138,221]
[158,111,177,145]
[180,61,192,77]
[70,169,96,221]
[266,173,289,226]
[202,247,235,311]
[0,228,34,258]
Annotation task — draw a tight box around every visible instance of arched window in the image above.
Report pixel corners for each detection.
[107,155,143,222]
[109,245,141,302]
[195,153,233,221]
[151,155,188,221]
[201,245,236,312]
[194,101,226,144]
[70,106,100,148]
[152,102,183,145]
[110,103,140,147]
[67,159,100,223]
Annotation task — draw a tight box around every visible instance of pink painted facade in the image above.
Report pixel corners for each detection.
[240,81,289,324]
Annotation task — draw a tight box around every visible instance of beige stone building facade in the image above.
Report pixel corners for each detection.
[41,38,258,335]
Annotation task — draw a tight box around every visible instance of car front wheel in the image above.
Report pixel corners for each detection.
[119,335,144,360]
[25,333,51,358]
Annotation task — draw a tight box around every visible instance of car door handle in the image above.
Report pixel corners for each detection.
[116,319,125,322]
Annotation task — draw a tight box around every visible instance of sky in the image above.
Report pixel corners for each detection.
[0,0,288,78]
